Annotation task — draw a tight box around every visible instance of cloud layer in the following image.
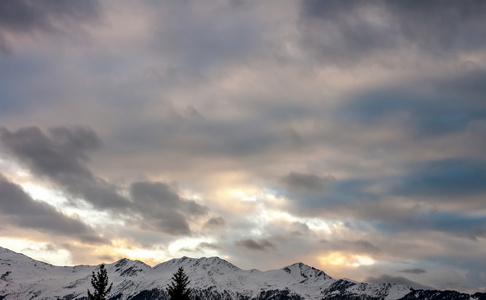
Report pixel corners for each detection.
[0,0,486,293]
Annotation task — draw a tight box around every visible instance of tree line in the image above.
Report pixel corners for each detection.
[88,264,195,300]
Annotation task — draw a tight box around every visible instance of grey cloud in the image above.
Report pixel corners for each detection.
[400,268,427,274]
[112,107,308,163]
[0,126,131,210]
[372,209,486,241]
[198,242,220,250]
[203,216,226,230]
[42,243,58,252]
[150,1,278,73]
[339,76,486,138]
[179,242,221,253]
[0,0,101,54]
[341,240,380,254]
[0,126,101,178]
[319,238,380,255]
[130,181,208,236]
[289,221,311,236]
[435,70,486,101]
[281,170,486,240]
[386,1,486,52]
[0,173,107,244]
[391,159,486,198]
[235,238,275,252]
[0,127,210,237]
[282,177,375,216]
[365,274,434,290]
[282,172,335,193]
[97,254,115,263]
[300,0,486,65]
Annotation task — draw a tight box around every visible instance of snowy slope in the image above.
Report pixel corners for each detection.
[0,246,484,300]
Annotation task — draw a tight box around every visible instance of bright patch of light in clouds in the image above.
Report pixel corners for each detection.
[22,183,66,207]
[231,189,258,202]
[320,252,375,268]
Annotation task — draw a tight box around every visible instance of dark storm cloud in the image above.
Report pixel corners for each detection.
[300,0,486,65]
[0,173,107,244]
[400,269,427,274]
[0,0,100,54]
[0,126,131,210]
[282,172,335,192]
[129,181,208,236]
[235,238,275,252]
[365,274,433,290]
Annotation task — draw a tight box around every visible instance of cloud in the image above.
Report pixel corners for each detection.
[299,0,486,65]
[289,221,311,236]
[129,181,208,236]
[391,159,486,198]
[0,173,107,244]
[0,126,210,237]
[365,274,434,290]
[400,269,427,274]
[0,0,101,54]
[339,75,486,138]
[148,1,286,73]
[282,172,335,193]
[235,238,276,252]
[203,217,226,230]
[340,240,380,254]
[0,126,131,210]
[198,242,221,251]
[282,176,376,217]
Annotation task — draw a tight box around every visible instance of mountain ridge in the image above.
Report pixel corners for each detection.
[1,246,485,300]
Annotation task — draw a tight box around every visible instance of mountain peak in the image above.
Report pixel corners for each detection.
[154,256,241,273]
[282,261,331,280]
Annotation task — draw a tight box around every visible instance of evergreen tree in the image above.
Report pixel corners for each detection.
[87,264,113,300]
[167,267,192,300]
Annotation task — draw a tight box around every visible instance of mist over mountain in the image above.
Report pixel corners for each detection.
[1,247,485,300]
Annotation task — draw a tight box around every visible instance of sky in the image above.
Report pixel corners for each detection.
[0,0,486,294]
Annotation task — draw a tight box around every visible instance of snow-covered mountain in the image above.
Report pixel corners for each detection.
[0,246,484,300]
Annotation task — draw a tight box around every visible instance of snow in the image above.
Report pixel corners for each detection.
[0,246,416,299]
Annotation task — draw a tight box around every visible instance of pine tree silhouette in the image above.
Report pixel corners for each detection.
[167,267,192,300]
[87,264,113,300]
